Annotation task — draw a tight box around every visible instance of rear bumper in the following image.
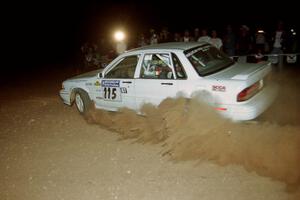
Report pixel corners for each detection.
[218,83,278,121]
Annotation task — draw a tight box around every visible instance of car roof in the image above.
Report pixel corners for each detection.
[127,42,209,53]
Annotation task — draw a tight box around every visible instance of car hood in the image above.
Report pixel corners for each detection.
[211,61,271,81]
[68,69,103,80]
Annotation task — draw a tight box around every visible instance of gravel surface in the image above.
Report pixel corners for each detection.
[0,64,299,200]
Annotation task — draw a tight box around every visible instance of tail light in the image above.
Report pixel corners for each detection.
[237,80,263,102]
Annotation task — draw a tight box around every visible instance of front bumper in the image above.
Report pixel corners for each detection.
[59,89,72,106]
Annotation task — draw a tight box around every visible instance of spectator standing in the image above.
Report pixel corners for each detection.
[198,28,211,43]
[223,25,236,56]
[193,28,200,41]
[183,30,192,42]
[270,20,286,67]
[173,32,182,42]
[236,25,253,62]
[255,28,267,53]
[271,21,286,52]
[150,29,159,44]
[285,28,298,53]
[160,27,171,43]
[115,41,127,55]
[209,30,223,50]
[138,33,147,47]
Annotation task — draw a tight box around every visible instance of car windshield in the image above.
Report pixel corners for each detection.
[184,44,234,76]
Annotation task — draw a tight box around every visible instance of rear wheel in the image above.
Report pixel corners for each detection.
[74,90,92,115]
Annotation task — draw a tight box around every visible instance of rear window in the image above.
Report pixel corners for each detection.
[184,45,234,76]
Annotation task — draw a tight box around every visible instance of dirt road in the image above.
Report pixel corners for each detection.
[0,64,299,200]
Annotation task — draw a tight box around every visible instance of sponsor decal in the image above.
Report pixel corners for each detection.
[85,82,93,86]
[94,81,101,86]
[101,80,120,87]
[212,85,226,92]
[286,54,297,63]
[120,87,127,93]
[186,46,210,57]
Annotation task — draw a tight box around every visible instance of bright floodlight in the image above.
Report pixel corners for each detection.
[114,31,125,42]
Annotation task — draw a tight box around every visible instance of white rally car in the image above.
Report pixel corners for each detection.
[60,42,277,121]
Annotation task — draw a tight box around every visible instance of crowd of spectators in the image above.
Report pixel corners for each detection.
[81,20,298,69]
[136,21,298,57]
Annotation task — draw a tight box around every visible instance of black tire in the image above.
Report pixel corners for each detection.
[74,90,92,115]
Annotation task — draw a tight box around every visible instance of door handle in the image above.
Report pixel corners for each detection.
[122,81,132,84]
[161,82,173,85]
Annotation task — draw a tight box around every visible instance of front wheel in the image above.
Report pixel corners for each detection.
[74,90,92,115]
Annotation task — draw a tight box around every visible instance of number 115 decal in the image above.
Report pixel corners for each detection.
[103,87,121,101]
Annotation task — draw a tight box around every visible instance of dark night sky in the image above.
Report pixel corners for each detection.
[3,0,298,72]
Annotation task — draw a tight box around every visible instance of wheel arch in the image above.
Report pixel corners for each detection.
[70,88,90,105]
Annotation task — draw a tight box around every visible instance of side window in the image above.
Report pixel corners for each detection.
[172,53,187,79]
[105,55,138,79]
[140,53,173,79]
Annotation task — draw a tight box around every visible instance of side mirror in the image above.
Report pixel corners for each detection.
[98,72,103,78]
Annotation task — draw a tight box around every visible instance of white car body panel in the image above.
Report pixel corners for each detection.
[135,79,178,110]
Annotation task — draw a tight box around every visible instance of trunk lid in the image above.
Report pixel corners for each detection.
[211,61,271,81]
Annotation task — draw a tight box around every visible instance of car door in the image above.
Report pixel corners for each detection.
[94,55,140,111]
[135,52,178,110]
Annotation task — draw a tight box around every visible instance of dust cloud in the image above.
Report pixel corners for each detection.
[85,69,300,195]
